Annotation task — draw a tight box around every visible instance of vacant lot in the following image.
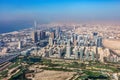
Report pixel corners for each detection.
[103,39,120,55]
[34,70,75,80]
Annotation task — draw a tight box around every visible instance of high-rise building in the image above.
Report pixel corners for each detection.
[39,31,46,40]
[50,32,55,39]
[49,37,53,46]
[66,40,71,58]
[31,31,38,43]
[56,27,60,38]
[31,21,38,43]
[75,46,79,59]
[18,41,22,49]
[58,47,61,58]
[49,48,53,57]
[97,36,102,47]
[91,51,95,61]
[85,49,90,60]
[79,48,83,60]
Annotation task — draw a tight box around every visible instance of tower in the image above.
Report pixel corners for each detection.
[96,36,102,47]
[50,32,55,39]
[58,47,61,58]
[18,41,22,49]
[49,48,53,57]
[31,20,38,43]
[39,31,46,40]
[80,48,83,60]
[66,40,71,58]
[49,37,53,46]
[75,46,79,59]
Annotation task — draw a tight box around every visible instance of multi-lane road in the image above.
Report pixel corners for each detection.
[0,54,19,65]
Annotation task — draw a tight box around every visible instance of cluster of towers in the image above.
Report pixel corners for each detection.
[49,27,61,46]
[48,29,103,61]
[70,32,102,47]
[31,21,46,43]
[65,39,96,60]
[44,28,120,62]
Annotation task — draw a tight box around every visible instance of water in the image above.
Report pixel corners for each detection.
[0,21,32,34]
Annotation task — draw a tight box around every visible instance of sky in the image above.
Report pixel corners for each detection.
[0,0,120,25]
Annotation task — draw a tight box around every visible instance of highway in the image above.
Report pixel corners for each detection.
[0,54,19,65]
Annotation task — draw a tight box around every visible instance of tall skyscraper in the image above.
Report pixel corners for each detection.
[49,37,53,46]
[31,21,38,43]
[32,31,38,43]
[97,36,102,47]
[39,31,46,40]
[66,40,71,58]
[75,46,79,59]
[80,49,83,60]
[18,41,22,49]
[56,27,60,38]
[49,48,53,57]
[91,51,95,61]
[50,32,55,39]
[58,47,61,58]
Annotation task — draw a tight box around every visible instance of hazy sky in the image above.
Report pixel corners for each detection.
[0,0,120,23]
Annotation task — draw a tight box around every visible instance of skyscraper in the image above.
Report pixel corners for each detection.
[49,37,53,46]
[50,32,55,39]
[18,41,22,49]
[80,48,83,60]
[56,27,60,38]
[97,36,102,47]
[49,48,53,57]
[58,47,61,58]
[31,31,38,43]
[39,31,46,40]
[66,40,71,58]
[31,21,38,43]
[75,46,79,59]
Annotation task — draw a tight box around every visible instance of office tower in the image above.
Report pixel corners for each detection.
[49,37,53,46]
[77,35,81,42]
[31,21,38,43]
[91,51,95,61]
[75,46,79,59]
[93,32,97,37]
[58,47,61,58]
[18,41,22,49]
[66,40,71,58]
[74,34,77,41]
[74,40,77,46]
[32,31,38,43]
[50,32,55,39]
[85,49,90,60]
[93,32,98,45]
[97,36,102,47]
[84,35,89,46]
[71,35,74,43]
[49,48,53,57]
[39,31,46,40]
[56,27,60,38]
[79,40,84,46]
[80,48,83,60]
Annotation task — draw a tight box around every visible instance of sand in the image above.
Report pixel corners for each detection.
[103,39,120,55]
[34,70,75,80]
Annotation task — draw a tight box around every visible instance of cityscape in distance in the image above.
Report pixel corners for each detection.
[0,0,120,80]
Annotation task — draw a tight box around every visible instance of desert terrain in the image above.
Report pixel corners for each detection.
[34,70,75,80]
[103,39,120,55]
